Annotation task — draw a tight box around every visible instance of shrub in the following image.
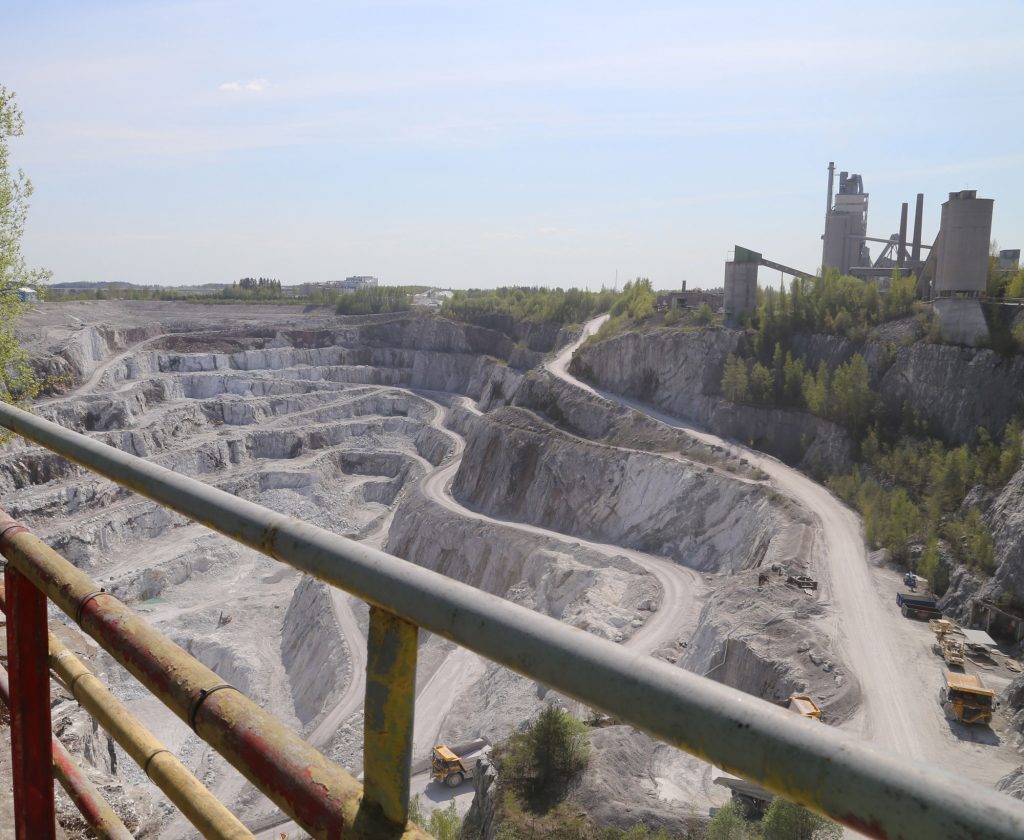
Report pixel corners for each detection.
[760,797,841,840]
[704,800,753,840]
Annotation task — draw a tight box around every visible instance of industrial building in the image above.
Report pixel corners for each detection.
[719,162,1015,346]
[929,190,994,345]
[657,281,724,313]
[341,275,378,290]
[821,165,870,276]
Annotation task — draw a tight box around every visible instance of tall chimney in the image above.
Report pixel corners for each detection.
[826,161,835,215]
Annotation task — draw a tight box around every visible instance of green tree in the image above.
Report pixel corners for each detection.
[803,362,831,417]
[504,705,591,799]
[609,278,655,322]
[0,86,45,405]
[704,800,752,840]
[721,354,749,403]
[829,354,874,435]
[748,362,774,404]
[917,537,949,595]
[335,286,415,315]
[760,797,842,840]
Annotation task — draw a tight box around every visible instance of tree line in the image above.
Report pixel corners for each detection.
[334,285,417,315]
[441,286,618,327]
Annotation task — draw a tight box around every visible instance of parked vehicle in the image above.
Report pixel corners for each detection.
[786,575,818,591]
[896,592,941,620]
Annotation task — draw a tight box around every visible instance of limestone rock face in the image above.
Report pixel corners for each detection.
[387,487,658,642]
[573,324,1024,471]
[942,460,1024,620]
[281,576,350,726]
[451,407,787,573]
[985,465,1024,606]
[461,757,499,840]
[878,342,1024,445]
[571,328,851,473]
[996,766,1024,801]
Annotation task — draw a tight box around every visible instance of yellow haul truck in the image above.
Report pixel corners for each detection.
[941,671,995,725]
[786,694,822,720]
[430,739,489,787]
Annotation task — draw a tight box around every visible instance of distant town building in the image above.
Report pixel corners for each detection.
[413,289,453,309]
[341,276,378,290]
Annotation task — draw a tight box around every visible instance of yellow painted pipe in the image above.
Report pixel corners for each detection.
[48,632,256,840]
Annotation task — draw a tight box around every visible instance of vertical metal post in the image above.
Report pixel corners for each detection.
[898,202,909,268]
[3,567,56,839]
[363,606,417,827]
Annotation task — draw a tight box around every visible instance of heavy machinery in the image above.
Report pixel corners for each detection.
[930,619,965,665]
[938,637,966,666]
[786,694,822,720]
[786,575,818,591]
[897,591,941,620]
[940,671,995,725]
[430,739,489,788]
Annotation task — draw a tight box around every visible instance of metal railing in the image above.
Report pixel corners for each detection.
[0,400,1023,839]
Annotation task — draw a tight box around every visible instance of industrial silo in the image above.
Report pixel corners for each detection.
[934,190,993,297]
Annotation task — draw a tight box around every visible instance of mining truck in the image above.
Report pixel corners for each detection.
[940,671,995,725]
[430,739,489,787]
[896,591,941,620]
[786,694,822,720]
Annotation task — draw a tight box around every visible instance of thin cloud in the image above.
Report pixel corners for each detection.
[218,78,270,93]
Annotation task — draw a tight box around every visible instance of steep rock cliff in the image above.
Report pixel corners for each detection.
[451,407,788,573]
[571,328,851,472]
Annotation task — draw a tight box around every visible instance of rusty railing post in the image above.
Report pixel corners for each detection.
[3,565,57,839]
[363,606,417,828]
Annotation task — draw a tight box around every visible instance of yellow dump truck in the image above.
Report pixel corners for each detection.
[786,694,822,720]
[430,739,489,787]
[941,671,995,725]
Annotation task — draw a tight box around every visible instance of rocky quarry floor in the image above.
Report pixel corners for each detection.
[2,301,1021,838]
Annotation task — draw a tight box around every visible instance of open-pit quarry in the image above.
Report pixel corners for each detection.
[3,301,1021,838]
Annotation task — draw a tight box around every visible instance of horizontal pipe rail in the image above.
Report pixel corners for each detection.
[0,662,132,840]
[0,520,430,840]
[3,403,1024,839]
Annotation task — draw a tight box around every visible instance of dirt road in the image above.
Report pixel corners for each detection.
[549,315,1019,785]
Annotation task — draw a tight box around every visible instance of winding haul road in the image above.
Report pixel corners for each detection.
[548,316,919,755]
[550,315,1022,785]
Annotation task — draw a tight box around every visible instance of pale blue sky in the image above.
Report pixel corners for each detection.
[5,1,1024,289]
